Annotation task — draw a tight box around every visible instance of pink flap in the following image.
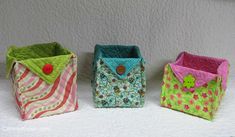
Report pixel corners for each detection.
[170,52,229,90]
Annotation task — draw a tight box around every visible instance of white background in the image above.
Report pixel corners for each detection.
[0,0,235,137]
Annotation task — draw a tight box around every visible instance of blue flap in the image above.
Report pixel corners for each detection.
[102,58,142,79]
[93,44,144,80]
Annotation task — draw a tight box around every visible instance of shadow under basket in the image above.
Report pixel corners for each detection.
[160,52,229,120]
[92,44,146,108]
[6,42,78,120]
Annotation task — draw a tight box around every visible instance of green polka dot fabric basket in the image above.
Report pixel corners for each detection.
[6,42,78,120]
[161,52,229,120]
[92,45,146,108]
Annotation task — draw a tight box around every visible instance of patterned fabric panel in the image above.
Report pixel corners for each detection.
[11,58,78,120]
[93,59,146,108]
[161,64,224,120]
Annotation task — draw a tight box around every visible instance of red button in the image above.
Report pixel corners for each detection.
[116,65,126,75]
[42,64,53,75]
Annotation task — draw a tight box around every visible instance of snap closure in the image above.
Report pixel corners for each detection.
[42,64,53,75]
[116,65,126,75]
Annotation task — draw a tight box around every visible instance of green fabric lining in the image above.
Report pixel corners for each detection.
[6,42,75,84]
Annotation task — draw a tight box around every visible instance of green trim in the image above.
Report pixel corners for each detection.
[6,42,75,84]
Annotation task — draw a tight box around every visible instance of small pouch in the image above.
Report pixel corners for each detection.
[92,44,146,108]
[161,52,229,120]
[6,42,78,120]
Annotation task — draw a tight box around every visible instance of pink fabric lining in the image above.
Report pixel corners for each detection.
[170,52,229,90]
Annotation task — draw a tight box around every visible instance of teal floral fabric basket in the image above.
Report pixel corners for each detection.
[92,45,146,108]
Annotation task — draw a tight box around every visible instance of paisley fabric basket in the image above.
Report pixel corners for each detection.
[161,52,229,120]
[6,42,78,120]
[92,45,146,108]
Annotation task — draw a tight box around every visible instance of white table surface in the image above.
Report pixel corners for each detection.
[0,77,235,137]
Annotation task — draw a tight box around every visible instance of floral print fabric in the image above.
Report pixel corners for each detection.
[93,59,146,108]
[161,65,225,120]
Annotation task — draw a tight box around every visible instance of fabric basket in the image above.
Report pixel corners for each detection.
[6,42,78,120]
[92,45,146,108]
[160,52,229,120]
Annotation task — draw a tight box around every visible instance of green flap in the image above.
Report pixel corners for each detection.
[6,42,75,84]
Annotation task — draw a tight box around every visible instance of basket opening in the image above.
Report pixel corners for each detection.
[9,42,71,61]
[175,52,225,74]
[99,45,141,58]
